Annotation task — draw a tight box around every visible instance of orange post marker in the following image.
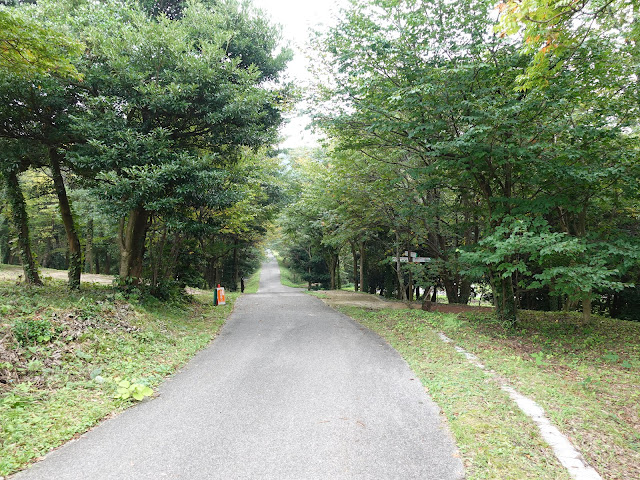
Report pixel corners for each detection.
[215,284,226,306]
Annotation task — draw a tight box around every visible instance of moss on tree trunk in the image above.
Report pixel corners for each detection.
[5,170,42,286]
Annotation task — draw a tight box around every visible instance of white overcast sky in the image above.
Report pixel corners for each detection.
[251,0,348,149]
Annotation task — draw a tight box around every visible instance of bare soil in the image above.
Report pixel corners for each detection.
[317,290,494,314]
[0,264,114,285]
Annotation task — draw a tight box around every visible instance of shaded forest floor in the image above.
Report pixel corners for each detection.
[0,264,113,285]
[315,289,494,314]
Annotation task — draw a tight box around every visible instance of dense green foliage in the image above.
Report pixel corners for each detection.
[0,6,82,78]
[497,0,640,89]
[0,0,291,294]
[277,0,640,323]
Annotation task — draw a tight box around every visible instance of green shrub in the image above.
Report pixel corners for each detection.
[12,319,56,346]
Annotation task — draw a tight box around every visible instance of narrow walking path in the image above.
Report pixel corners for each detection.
[12,258,463,479]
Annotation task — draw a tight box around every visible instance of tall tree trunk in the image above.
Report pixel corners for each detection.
[359,241,367,293]
[350,240,358,291]
[443,276,472,304]
[84,218,94,273]
[104,250,111,275]
[118,207,149,282]
[582,293,592,323]
[459,278,472,304]
[4,170,42,285]
[394,234,407,301]
[307,244,312,291]
[443,278,459,303]
[490,270,517,325]
[232,237,239,292]
[49,149,82,289]
[407,258,413,302]
[214,265,220,287]
[151,224,167,288]
[329,253,338,290]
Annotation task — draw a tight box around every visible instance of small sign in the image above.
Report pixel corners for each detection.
[393,256,431,264]
[215,285,226,306]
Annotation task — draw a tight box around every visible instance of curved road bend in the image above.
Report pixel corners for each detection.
[12,258,464,480]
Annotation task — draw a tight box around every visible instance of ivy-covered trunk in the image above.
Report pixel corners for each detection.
[4,170,42,286]
[84,218,94,273]
[118,207,149,282]
[49,149,82,289]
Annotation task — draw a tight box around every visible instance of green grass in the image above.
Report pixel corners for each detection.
[306,291,328,299]
[243,268,261,294]
[274,257,307,289]
[450,310,640,480]
[0,281,235,476]
[337,306,639,480]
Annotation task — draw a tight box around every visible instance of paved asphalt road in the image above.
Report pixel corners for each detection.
[12,258,464,480]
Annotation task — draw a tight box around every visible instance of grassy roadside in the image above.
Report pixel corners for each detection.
[274,255,307,289]
[0,281,235,477]
[335,305,639,480]
[243,268,261,294]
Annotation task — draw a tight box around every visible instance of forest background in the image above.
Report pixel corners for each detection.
[1,0,639,322]
[1,1,639,478]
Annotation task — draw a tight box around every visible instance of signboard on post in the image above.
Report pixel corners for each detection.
[393,253,431,264]
[214,284,226,306]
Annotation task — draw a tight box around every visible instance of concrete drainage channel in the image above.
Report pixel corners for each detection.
[437,333,602,480]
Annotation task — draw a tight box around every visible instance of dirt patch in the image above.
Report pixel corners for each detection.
[427,303,494,314]
[317,290,494,314]
[185,287,212,297]
[0,264,114,285]
[316,290,406,310]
